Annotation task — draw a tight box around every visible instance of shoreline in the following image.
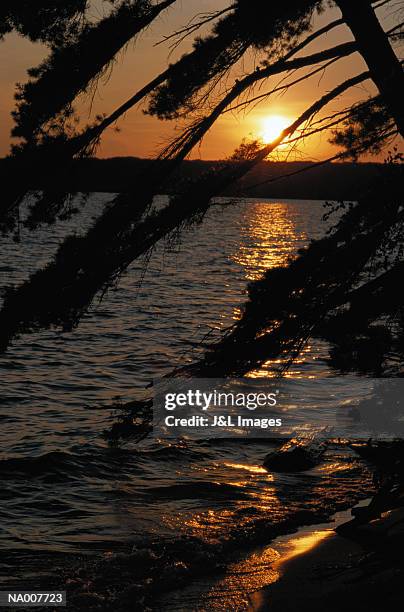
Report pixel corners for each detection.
[153,498,372,611]
[0,157,384,202]
[249,500,404,612]
[153,490,404,612]
[248,503,368,611]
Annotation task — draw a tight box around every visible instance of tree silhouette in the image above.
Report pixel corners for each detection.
[336,0,404,135]
[0,0,88,44]
[0,0,403,380]
[12,0,177,145]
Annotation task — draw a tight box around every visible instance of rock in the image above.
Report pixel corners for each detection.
[263,436,327,471]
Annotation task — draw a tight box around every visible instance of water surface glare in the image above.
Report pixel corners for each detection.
[0,195,371,589]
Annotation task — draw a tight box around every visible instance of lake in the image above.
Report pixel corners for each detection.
[0,196,372,598]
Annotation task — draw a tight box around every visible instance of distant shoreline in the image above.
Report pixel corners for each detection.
[0,157,385,201]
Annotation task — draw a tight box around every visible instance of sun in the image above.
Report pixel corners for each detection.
[261,115,290,144]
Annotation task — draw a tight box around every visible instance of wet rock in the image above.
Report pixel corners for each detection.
[263,437,327,472]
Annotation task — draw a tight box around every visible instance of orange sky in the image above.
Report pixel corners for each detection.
[0,1,401,161]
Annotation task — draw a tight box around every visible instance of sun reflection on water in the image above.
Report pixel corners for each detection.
[276,530,333,566]
[231,201,330,378]
[232,202,305,281]
[249,343,319,379]
[223,462,270,475]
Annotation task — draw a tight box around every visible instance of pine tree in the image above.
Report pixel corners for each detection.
[0,0,402,381]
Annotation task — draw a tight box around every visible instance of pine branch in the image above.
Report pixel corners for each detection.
[0,70,379,349]
[154,5,236,50]
[159,41,358,161]
[12,0,178,142]
[68,11,345,159]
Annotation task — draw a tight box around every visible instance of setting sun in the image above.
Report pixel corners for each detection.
[261,115,290,144]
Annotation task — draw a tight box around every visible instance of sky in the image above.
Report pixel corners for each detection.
[0,0,402,161]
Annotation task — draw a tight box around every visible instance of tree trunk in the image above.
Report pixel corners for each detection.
[336,0,404,137]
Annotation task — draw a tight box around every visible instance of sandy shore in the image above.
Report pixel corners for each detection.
[249,504,404,612]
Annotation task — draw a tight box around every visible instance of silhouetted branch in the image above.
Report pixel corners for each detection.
[241,128,398,194]
[223,58,340,115]
[177,163,403,378]
[276,16,344,62]
[373,0,395,9]
[0,9,354,231]
[154,5,236,50]
[336,0,404,137]
[0,0,88,45]
[72,19,350,157]
[160,41,358,161]
[12,0,177,143]
[0,68,382,350]
[67,68,171,157]
[223,24,401,116]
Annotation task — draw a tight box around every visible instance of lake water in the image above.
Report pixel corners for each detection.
[0,196,373,601]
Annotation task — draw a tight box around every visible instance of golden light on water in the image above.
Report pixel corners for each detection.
[261,115,290,144]
[223,462,270,475]
[231,201,328,378]
[232,202,299,281]
[278,530,332,564]
[250,343,316,379]
[317,461,351,473]
[194,546,280,610]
